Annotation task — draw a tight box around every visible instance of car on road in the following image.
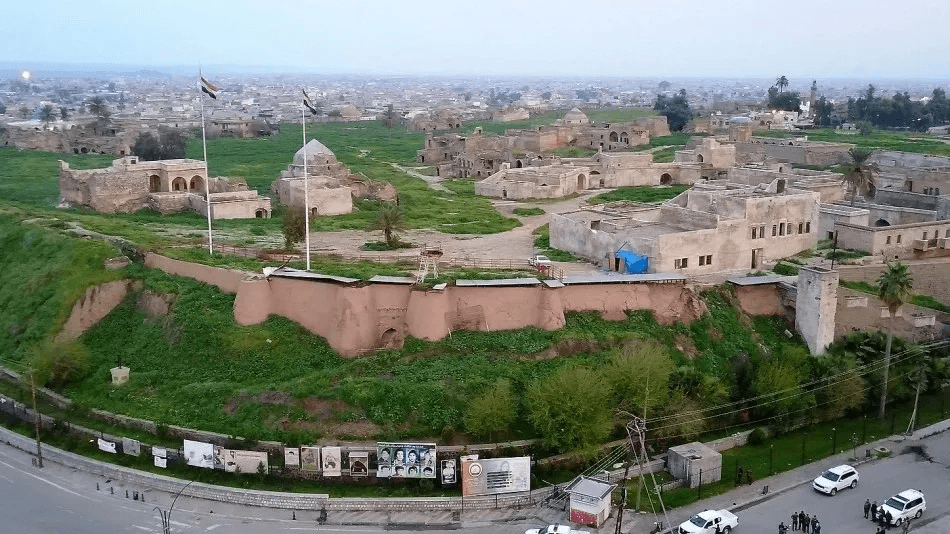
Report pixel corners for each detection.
[524,524,589,534]
[678,509,739,534]
[528,255,552,267]
[812,464,859,495]
[879,489,926,526]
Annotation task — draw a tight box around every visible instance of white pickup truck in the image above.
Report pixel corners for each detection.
[678,509,739,534]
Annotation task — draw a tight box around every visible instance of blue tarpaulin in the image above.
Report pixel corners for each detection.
[616,250,648,274]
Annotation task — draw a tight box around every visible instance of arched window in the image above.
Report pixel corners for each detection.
[172,177,186,191]
[190,175,203,192]
[149,175,161,193]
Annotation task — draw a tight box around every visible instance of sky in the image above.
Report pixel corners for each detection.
[6,0,950,79]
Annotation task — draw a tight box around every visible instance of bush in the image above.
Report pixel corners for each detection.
[513,207,545,216]
[747,427,767,446]
[824,249,870,261]
[772,262,800,276]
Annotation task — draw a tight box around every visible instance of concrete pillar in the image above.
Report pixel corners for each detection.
[795,266,839,355]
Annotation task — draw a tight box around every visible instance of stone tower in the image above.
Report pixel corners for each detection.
[795,266,838,356]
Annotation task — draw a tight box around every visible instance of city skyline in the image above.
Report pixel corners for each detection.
[6,0,950,79]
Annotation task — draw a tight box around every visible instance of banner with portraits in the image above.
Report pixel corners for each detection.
[184,439,214,469]
[376,442,436,479]
[223,449,269,474]
[461,456,530,496]
[284,447,300,468]
[349,452,369,477]
[300,446,321,473]
[321,446,342,477]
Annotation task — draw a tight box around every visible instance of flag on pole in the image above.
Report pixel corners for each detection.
[199,77,219,99]
[303,89,318,115]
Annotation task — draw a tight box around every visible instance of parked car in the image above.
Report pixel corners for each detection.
[524,524,589,534]
[812,464,859,495]
[678,509,739,534]
[879,489,926,526]
[528,254,552,267]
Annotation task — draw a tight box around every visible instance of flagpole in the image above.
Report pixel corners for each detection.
[199,74,213,255]
[302,102,310,271]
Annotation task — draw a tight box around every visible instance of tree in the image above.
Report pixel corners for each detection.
[603,338,675,417]
[368,203,406,248]
[0,102,6,115]
[381,104,398,132]
[652,392,707,441]
[39,104,56,126]
[877,262,914,417]
[654,89,691,132]
[132,130,186,161]
[658,80,672,92]
[526,366,612,451]
[841,148,876,206]
[19,106,30,119]
[26,340,91,389]
[767,87,802,112]
[751,359,815,430]
[464,380,516,441]
[60,107,68,121]
[776,76,789,94]
[86,96,110,120]
[282,208,306,251]
[814,96,834,127]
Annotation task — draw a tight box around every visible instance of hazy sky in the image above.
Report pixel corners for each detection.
[7,0,950,79]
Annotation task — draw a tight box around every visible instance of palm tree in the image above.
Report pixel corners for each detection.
[776,76,789,94]
[369,203,407,248]
[877,261,913,418]
[86,96,109,120]
[842,147,876,206]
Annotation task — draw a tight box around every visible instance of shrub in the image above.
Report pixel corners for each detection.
[513,207,545,216]
[747,427,766,446]
[773,262,800,276]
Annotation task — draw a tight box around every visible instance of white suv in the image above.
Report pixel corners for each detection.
[879,489,926,526]
[812,464,859,496]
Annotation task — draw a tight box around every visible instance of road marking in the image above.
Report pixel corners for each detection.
[131,525,153,532]
[206,524,223,530]
[0,458,91,500]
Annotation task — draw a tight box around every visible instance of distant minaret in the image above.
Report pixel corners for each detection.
[809,80,818,116]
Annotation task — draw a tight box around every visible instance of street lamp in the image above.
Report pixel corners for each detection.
[155,480,194,534]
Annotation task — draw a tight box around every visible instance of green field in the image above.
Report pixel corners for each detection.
[753,128,950,157]
[587,185,689,205]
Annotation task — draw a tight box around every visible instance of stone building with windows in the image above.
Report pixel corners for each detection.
[550,178,820,274]
[59,156,271,218]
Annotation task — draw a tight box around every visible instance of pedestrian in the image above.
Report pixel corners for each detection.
[799,511,807,532]
[811,515,819,534]
[813,522,821,534]
[792,513,798,531]
[865,499,872,519]
[901,518,911,534]
[871,502,878,523]
[884,511,893,528]
[780,522,788,534]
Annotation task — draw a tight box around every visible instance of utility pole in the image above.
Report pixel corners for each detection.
[30,372,43,468]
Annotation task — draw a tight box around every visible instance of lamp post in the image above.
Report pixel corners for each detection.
[155,480,194,534]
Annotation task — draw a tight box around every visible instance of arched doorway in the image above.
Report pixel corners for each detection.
[620,131,629,143]
[576,174,586,190]
[149,175,161,192]
[380,328,400,348]
[171,177,186,191]
[874,219,891,227]
[502,189,507,199]
[190,175,203,192]
[255,209,267,218]
[515,160,523,168]
[696,154,704,163]
[609,131,619,142]
[660,173,673,185]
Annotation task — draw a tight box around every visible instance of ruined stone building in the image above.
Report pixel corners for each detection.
[550,178,820,274]
[475,164,594,199]
[59,156,271,218]
[407,109,462,132]
[416,111,671,179]
[2,118,138,156]
[270,139,397,216]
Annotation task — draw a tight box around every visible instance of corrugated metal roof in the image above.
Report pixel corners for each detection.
[368,275,416,285]
[727,275,796,286]
[268,268,359,284]
[561,273,684,285]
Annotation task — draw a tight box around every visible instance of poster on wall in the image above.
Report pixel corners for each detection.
[376,442,436,479]
[441,459,457,485]
[98,438,117,454]
[461,456,530,497]
[184,439,214,469]
[213,445,226,471]
[122,438,141,457]
[321,446,341,477]
[349,452,369,477]
[284,447,300,468]
[300,446,321,473]
[224,449,269,473]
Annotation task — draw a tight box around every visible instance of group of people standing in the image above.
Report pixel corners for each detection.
[780,511,820,534]
[865,499,909,533]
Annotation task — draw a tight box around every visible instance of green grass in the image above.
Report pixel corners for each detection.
[586,185,688,205]
[772,262,800,276]
[532,223,580,262]
[824,248,870,260]
[512,207,545,216]
[840,280,950,313]
[550,147,597,158]
[753,128,950,157]
[0,147,114,206]
[583,108,657,123]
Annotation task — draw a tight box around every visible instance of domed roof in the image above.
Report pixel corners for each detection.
[564,107,590,123]
[293,139,335,166]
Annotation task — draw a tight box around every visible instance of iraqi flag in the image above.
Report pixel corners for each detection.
[199,77,219,99]
[303,89,318,115]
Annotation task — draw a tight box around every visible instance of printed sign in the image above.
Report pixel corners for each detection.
[441,459,457,485]
[284,447,300,468]
[224,449,268,474]
[153,446,167,469]
[461,456,530,496]
[122,438,141,456]
[349,452,369,477]
[184,439,214,469]
[321,446,341,477]
[98,438,117,454]
[300,446,321,473]
[376,442,436,479]
[213,445,226,471]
